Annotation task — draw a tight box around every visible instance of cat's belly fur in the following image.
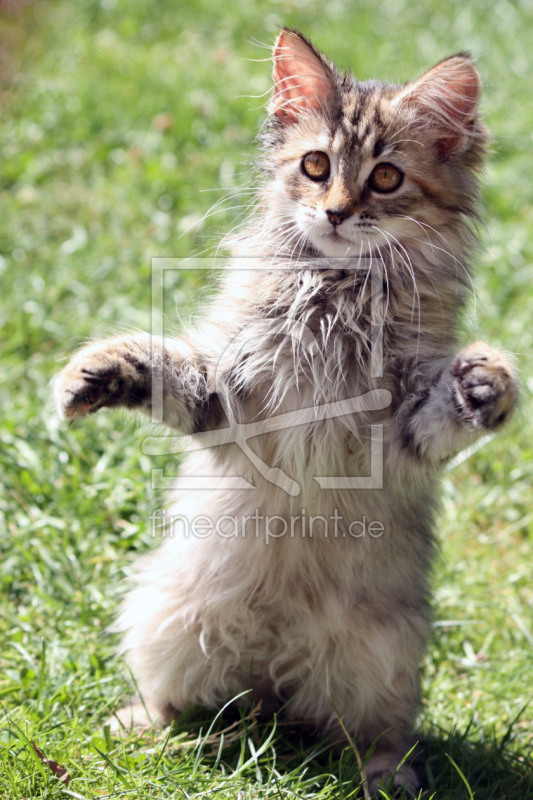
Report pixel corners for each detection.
[119,389,436,733]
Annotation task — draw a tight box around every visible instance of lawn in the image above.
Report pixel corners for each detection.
[0,0,531,797]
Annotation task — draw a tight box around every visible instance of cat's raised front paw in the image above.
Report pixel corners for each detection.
[55,341,150,420]
[451,342,517,430]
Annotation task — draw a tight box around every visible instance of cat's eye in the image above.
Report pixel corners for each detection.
[369,163,403,193]
[302,152,330,181]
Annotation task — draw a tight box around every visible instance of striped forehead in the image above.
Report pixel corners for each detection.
[330,89,394,161]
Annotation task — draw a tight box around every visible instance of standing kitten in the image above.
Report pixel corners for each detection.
[55,30,516,796]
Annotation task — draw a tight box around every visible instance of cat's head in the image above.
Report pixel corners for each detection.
[262,29,487,259]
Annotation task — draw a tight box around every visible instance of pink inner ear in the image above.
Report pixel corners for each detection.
[399,56,481,158]
[434,61,480,124]
[272,31,334,123]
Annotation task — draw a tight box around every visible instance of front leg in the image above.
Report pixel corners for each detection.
[54,334,220,432]
[399,342,517,464]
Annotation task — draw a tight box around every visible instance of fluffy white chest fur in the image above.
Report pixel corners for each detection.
[55,28,517,796]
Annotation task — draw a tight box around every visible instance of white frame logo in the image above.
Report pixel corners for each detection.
[142,258,391,495]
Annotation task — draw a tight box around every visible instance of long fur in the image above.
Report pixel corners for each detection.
[55,29,516,795]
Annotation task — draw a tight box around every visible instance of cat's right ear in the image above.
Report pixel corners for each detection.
[270,29,336,124]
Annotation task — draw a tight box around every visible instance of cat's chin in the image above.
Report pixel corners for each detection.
[309,231,378,260]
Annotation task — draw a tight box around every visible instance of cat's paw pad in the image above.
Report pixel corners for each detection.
[55,344,149,420]
[451,342,517,430]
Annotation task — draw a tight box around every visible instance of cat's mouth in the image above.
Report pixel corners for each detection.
[309,224,386,259]
[325,228,367,244]
[327,222,375,238]
[337,222,383,240]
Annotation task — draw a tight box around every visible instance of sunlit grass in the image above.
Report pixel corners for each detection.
[0,0,531,797]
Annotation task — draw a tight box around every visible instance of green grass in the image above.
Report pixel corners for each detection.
[0,0,532,797]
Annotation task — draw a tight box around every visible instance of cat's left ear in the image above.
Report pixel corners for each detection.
[395,54,481,159]
[270,29,336,124]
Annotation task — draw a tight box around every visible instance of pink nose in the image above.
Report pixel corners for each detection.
[326,209,350,226]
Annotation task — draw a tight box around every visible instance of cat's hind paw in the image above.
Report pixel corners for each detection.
[451,342,517,430]
[365,756,420,798]
[54,341,151,420]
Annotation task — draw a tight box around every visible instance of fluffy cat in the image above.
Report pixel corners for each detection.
[55,29,517,796]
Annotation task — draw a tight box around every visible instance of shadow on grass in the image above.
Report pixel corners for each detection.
[419,728,533,800]
[160,703,533,799]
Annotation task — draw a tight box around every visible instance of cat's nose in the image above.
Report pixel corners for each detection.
[326,209,350,226]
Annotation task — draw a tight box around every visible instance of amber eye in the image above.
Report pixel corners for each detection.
[368,163,403,193]
[302,151,330,181]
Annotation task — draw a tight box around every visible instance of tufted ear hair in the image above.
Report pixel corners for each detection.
[394,54,481,159]
[270,29,337,124]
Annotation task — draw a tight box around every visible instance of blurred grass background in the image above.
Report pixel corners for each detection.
[0,0,531,797]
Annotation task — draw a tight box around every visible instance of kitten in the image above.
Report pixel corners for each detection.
[55,29,517,796]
